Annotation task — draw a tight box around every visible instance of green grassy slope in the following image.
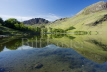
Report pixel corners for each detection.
[0,25,23,35]
[46,11,107,33]
[46,1,107,33]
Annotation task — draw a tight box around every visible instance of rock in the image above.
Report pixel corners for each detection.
[23,18,49,25]
[34,63,43,69]
[53,17,68,23]
[76,1,107,15]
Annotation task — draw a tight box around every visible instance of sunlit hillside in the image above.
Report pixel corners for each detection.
[46,1,107,33]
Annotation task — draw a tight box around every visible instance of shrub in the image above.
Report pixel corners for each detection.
[65,26,76,31]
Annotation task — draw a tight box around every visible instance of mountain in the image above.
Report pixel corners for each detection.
[46,1,107,33]
[23,18,49,25]
[77,1,107,15]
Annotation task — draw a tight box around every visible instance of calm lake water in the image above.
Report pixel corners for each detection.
[0,34,107,72]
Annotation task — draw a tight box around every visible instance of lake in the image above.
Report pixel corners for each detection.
[0,34,107,72]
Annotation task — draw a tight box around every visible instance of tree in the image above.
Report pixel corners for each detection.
[52,28,64,33]
[65,26,76,31]
[14,23,20,29]
[4,18,20,28]
[3,18,41,34]
[36,27,41,33]
[49,27,53,33]
[0,30,3,34]
[0,17,4,25]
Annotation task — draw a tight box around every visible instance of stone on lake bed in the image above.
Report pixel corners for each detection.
[34,63,43,69]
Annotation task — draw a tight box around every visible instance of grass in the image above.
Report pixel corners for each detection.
[46,11,107,33]
[0,25,24,35]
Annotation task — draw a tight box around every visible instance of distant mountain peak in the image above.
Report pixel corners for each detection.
[77,1,107,15]
[23,18,49,25]
[96,1,106,4]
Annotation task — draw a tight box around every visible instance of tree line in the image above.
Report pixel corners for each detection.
[0,17,76,35]
[0,17,41,34]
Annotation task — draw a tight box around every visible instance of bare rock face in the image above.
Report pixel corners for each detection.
[77,1,107,15]
[34,63,43,69]
[52,17,68,23]
[89,1,107,11]
[23,18,49,25]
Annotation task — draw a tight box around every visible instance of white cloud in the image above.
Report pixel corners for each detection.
[0,15,32,21]
[36,13,61,21]
[0,13,61,21]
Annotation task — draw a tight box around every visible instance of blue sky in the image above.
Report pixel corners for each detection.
[0,0,107,21]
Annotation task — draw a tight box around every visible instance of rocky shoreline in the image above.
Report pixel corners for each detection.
[0,35,9,38]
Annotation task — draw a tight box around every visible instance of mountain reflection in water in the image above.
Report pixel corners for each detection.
[0,34,107,72]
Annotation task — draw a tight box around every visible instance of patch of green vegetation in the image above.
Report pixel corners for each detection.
[0,25,23,35]
[52,34,65,38]
[52,28,65,33]
[41,28,48,33]
[0,18,41,35]
[65,35,76,39]
[74,31,88,35]
[65,26,76,31]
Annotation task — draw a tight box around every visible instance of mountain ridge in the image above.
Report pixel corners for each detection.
[23,18,49,25]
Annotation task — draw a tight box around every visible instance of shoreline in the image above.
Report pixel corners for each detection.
[0,35,9,38]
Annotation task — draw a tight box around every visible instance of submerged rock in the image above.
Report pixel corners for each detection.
[34,63,43,69]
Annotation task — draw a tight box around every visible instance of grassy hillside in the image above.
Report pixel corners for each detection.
[46,11,107,33]
[0,25,23,35]
[46,1,107,33]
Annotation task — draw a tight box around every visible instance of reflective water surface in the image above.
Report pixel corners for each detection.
[0,34,107,72]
